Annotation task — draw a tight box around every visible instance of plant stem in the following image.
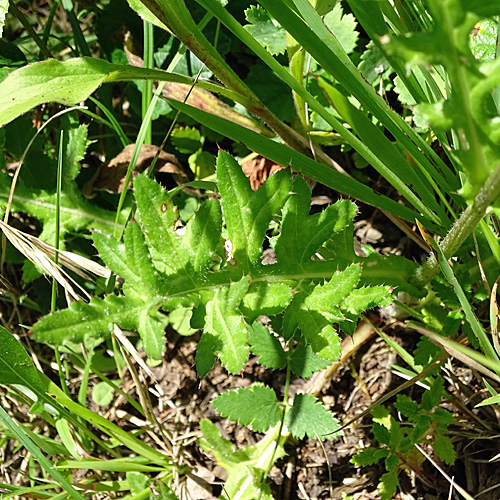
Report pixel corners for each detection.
[412,163,500,287]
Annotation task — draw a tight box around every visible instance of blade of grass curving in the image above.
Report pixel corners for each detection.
[113,81,166,237]
[89,96,131,147]
[142,20,154,145]
[0,405,87,500]
[195,0,447,227]
[167,98,442,232]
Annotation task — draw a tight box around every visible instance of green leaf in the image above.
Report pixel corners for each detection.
[290,343,329,378]
[315,324,342,361]
[249,322,286,370]
[92,381,115,406]
[126,471,149,495]
[185,197,223,272]
[217,150,291,266]
[203,276,252,373]
[432,407,455,426]
[0,57,225,128]
[31,295,156,351]
[134,174,190,273]
[275,176,357,265]
[93,221,163,299]
[213,383,282,432]
[372,422,391,446]
[295,264,361,346]
[171,125,202,154]
[342,286,391,315]
[394,395,419,419]
[285,393,339,439]
[244,5,286,56]
[351,447,388,466]
[241,281,293,322]
[323,3,358,54]
[422,377,444,411]
[0,326,45,395]
[199,419,283,500]
[433,434,455,465]
[378,470,399,500]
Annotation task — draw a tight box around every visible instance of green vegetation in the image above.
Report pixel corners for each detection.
[1,0,500,498]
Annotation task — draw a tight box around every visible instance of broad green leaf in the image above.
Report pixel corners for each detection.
[249,322,286,370]
[217,150,291,266]
[138,308,166,360]
[432,407,455,426]
[195,331,218,377]
[315,325,342,361]
[240,281,293,322]
[285,393,340,439]
[203,276,252,373]
[372,422,391,446]
[93,221,164,299]
[185,197,223,272]
[0,326,45,395]
[213,383,282,432]
[289,343,329,378]
[0,57,235,128]
[275,175,357,264]
[394,395,418,419]
[421,377,444,411]
[244,5,286,55]
[92,381,115,406]
[294,264,361,345]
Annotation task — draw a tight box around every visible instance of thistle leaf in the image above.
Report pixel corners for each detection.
[217,150,291,266]
[203,276,252,374]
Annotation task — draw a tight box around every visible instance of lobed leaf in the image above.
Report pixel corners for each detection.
[31,295,165,359]
[202,276,252,374]
[93,221,164,299]
[275,175,357,265]
[213,383,282,432]
[217,150,291,266]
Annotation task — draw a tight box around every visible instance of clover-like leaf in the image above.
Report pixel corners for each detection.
[285,393,340,440]
[290,343,329,378]
[244,5,286,56]
[213,383,282,432]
